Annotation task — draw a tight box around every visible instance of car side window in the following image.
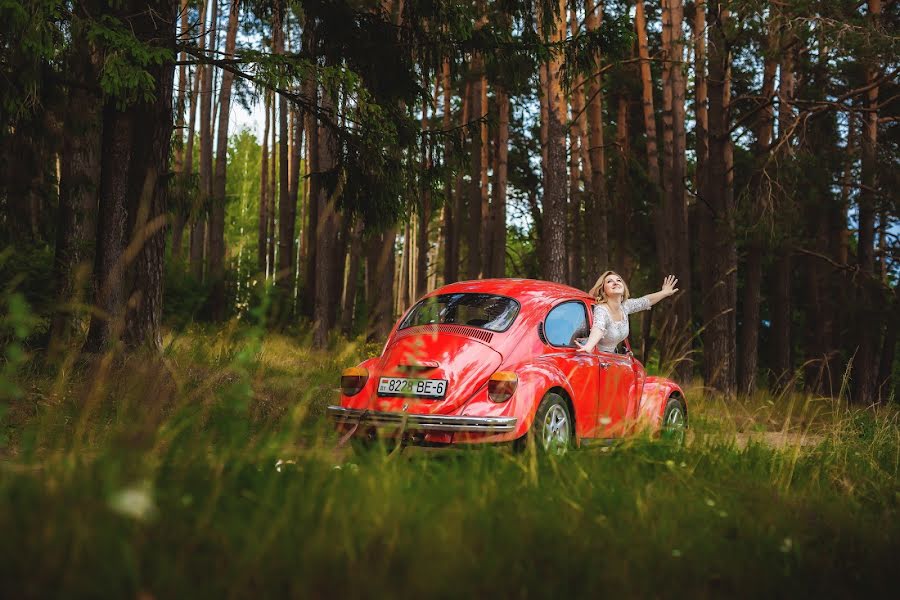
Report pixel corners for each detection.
[544,301,589,348]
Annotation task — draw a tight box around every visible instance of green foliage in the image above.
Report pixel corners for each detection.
[0,244,54,332]
[0,0,65,124]
[87,14,174,107]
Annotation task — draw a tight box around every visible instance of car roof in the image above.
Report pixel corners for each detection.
[425,278,593,309]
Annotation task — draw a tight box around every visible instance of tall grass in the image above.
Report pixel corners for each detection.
[1,322,898,598]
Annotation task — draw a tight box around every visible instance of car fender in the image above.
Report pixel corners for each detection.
[639,376,686,431]
[457,358,577,440]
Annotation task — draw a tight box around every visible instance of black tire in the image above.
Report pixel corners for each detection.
[660,395,688,445]
[522,392,574,454]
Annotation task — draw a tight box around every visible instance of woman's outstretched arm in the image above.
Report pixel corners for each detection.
[640,275,679,307]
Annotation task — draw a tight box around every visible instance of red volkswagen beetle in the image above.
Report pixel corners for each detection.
[328,278,687,451]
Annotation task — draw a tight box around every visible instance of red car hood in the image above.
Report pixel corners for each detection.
[366,331,503,415]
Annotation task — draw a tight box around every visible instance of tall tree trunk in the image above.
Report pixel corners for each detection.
[312,77,340,347]
[84,105,133,352]
[540,0,568,283]
[770,31,795,386]
[700,0,737,395]
[188,0,209,280]
[853,0,882,404]
[737,10,775,395]
[273,5,295,321]
[366,228,397,343]
[585,0,608,279]
[258,92,270,275]
[415,92,432,294]
[299,28,321,318]
[209,0,240,320]
[490,87,510,279]
[636,0,663,259]
[398,220,411,312]
[85,0,176,352]
[661,0,692,380]
[441,58,459,285]
[267,97,277,279]
[170,0,189,260]
[614,95,632,279]
[51,7,101,352]
[467,59,485,280]
[568,8,583,286]
[341,220,363,335]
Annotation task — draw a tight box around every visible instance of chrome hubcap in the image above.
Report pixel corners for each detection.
[543,405,570,452]
[666,407,684,428]
[663,405,686,444]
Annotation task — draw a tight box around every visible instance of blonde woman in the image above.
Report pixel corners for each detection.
[575,271,679,354]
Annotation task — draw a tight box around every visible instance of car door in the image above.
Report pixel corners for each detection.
[541,300,601,439]
[589,306,640,438]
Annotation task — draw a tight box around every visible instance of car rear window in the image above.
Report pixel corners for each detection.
[399,293,520,332]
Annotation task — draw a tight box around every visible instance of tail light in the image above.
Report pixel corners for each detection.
[341,367,368,396]
[488,371,518,403]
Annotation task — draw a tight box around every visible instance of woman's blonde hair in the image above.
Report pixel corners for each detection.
[588,270,630,303]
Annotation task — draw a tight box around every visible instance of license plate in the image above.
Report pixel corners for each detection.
[377,377,448,398]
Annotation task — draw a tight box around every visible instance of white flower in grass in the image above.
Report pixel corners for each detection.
[599,417,612,425]
[705,498,716,507]
[671,549,682,558]
[780,537,793,553]
[109,482,156,522]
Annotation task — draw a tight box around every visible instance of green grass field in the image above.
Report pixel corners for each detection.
[1,326,898,598]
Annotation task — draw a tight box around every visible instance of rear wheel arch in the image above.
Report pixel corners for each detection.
[546,386,576,430]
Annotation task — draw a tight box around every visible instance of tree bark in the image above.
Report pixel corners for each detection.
[441,58,459,285]
[301,83,319,318]
[366,228,397,343]
[614,95,631,279]
[209,0,240,320]
[84,0,176,352]
[568,7,584,287]
[50,6,101,352]
[188,0,209,279]
[700,0,737,395]
[84,105,133,352]
[312,77,340,347]
[585,0,608,279]
[268,97,277,279]
[258,92,270,275]
[341,220,363,335]
[853,0,882,404]
[540,0,568,283]
[490,87,510,279]
[467,59,485,280]
[737,13,775,395]
[170,0,189,260]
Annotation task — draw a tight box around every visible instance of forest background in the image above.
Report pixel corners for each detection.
[1,1,899,596]
[2,0,896,401]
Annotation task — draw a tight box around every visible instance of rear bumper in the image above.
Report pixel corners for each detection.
[327,406,517,433]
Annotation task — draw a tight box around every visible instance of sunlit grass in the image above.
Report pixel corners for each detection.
[1,326,897,597]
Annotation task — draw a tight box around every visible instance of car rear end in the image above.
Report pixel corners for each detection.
[328,290,525,446]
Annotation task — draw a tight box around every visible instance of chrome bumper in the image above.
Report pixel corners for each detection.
[327,406,517,433]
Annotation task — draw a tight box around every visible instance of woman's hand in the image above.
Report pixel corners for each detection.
[574,340,592,353]
[661,275,679,297]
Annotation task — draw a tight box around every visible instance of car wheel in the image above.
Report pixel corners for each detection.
[531,392,574,455]
[661,395,687,445]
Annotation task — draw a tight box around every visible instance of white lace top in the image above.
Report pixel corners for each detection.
[590,296,651,352]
